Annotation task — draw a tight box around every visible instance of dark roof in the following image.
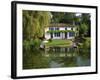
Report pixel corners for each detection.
[47,23,74,27]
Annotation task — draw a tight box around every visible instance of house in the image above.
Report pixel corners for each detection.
[45,23,76,39]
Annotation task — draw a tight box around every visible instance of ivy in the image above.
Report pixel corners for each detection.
[47,30,75,33]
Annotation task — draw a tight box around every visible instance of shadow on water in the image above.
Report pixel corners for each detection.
[23,47,91,69]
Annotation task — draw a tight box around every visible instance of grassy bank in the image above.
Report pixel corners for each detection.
[45,39,73,47]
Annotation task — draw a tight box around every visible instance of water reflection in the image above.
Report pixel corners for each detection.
[23,47,91,69]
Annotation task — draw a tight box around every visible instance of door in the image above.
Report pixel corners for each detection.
[65,32,67,39]
[51,33,53,38]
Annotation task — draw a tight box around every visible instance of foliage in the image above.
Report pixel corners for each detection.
[81,13,91,37]
[51,12,65,23]
[79,23,88,37]
[23,10,51,40]
[32,39,41,50]
[23,40,31,50]
[48,38,52,42]
[78,37,90,49]
[47,30,75,33]
[83,38,91,48]
[51,12,76,25]
[59,13,75,24]
[23,39,42,50]
[23,10,51,49]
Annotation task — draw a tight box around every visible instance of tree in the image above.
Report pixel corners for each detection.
[81,13,91,37]
[59,13,75,24]
[51,12,76,25]
[51,12,65,23]
[23,10,51,40]
[79,23,88,38]
[23,11,51,49]
[73,13,90,38]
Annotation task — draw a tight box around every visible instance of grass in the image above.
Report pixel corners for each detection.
[45,39,73,47]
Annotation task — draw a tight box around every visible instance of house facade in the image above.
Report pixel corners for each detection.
[45,24,76,40]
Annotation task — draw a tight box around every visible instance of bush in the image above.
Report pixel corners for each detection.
[48,38,52,42]
[32,39,41,49]
[78,38,90,49]
[83,38,90,49]
[23,39,42,51]
[23,40,31,50]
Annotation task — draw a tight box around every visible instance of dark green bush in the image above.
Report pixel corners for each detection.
[23,39,42,51]
[78,38,90,49]
[48,38,52,42]
[23,40,31,50]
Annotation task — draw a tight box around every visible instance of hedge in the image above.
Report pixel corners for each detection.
[47,30,75,33]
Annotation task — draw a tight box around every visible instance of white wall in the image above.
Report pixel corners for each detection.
[45,27,75,39]
[67,27,72,30]
[0,0,99,80]
[45,28,51,39]
[60,27,65,30]
[45,33,51,39]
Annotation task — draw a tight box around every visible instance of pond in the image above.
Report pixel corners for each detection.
[23,47,91,69]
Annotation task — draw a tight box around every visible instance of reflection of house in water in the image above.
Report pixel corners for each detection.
[43,47,78,58]
[45,23,76,40]
[48,47,77,53]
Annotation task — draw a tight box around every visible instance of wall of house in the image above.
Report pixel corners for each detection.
[67,32,74,39]
[45,27,75,39]
[66,27,72,30]
[52,33,62,39]
[45,28,51,39]
[45,33,51,39]
[59,27,65,30]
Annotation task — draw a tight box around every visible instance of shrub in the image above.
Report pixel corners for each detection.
[78,38,90,49]
[83,38,90,49]
[23,40,31,50]
[32,39,41,49]
[23,39,42,51]
[48,38,52,42]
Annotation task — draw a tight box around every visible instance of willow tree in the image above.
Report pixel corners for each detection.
[23,10,51,40]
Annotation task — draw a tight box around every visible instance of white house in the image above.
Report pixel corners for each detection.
[45,23,76,40]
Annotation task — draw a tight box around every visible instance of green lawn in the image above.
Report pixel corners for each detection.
[45,39,73,47]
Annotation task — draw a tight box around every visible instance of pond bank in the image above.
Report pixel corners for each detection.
[45,39,73,48]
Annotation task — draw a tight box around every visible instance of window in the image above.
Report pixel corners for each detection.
[55,27,59,30]
[54,32,60,37]
[69,32,74,37]
[65,27,67,30]
[49,27,54,30]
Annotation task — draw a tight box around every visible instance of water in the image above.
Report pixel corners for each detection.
[23,47,90,69]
